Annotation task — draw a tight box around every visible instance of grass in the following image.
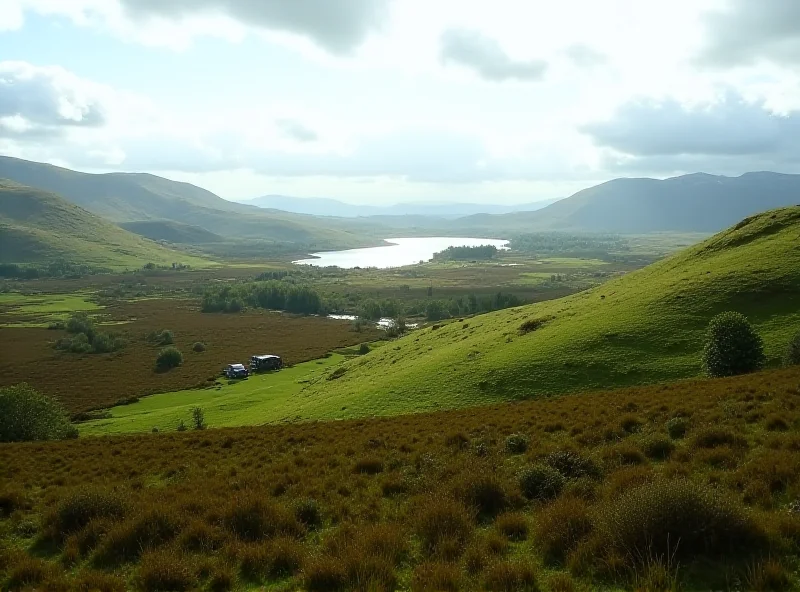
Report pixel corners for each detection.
[295,206,800,420]
[2,363,800,590]
[79,354,347,435]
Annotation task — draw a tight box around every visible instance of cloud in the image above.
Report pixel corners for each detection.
[440,29,547,82]
[117,0,390,54]
[563,44,607,68]
[697,0,800,67]
[0,62,106,139]
[581,92,800,158]
[275,118,318,143]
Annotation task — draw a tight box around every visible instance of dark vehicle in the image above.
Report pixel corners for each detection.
[223,363,249,379]
[250,354,283,372]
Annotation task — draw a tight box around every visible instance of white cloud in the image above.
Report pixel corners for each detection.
[440,29,547,82]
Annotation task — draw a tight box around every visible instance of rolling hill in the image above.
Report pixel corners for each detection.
[0,156,374,247]
[0,179,212,269]
[293,206,800,420]
[456,172,800,233]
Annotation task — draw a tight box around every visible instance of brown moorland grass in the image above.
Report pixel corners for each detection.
[1,365,800,590]
[0,298,380,412]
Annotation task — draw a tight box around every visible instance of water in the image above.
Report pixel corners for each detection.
[293,237,509,269]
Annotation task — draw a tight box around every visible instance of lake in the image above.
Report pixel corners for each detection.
[293,237,509,269]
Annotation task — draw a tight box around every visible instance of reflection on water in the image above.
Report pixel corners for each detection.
[294,236,509,269]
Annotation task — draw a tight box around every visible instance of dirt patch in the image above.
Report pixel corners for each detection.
[0,299,380,412]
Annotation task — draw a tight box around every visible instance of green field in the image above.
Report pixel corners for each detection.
[80,355,345,435]
[291,206,800,420]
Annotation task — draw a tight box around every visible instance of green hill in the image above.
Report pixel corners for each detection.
[0,156,376,247]
[118,220,223,244]
[453,172,800,234]
[296,206,800,419]
[0,180,212,270]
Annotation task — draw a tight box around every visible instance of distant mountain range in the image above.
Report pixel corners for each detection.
[240,195,561,218]
[453,172,800,234]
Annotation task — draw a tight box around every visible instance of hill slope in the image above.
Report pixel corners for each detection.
[466,172,800,233]
[0,180,211,269]
[0,157,373,247]
[296,206,800,419]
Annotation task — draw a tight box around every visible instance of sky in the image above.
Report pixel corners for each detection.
[1,0,799,205]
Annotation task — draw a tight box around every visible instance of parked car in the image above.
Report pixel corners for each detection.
[250,354,283,373]
[223,363,249,379]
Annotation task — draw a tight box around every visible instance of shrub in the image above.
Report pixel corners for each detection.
[73,570,127,592]
[192,341,206,353]
[494,512,529,541]
[155,347,183,371]
[702,312,765,377]
[67,313,96,339]
[534,496,593,564]
[666,417,689,439]
[0,489,26,517]
[354,457,384,475]
[594,479,765,562]
[147,330,174,346]
[692,426,746,449]
[518,464,565,501]
[221,495,301,541]
[482,560,540,592]
[178,520,224,553]
[456,471,508,519]
[745,558,793,592]
[48,489,127,539]
[207,563,237,592]
[358,343,371,355]
[136,550,196,592]
[303,556,347,591]
[191,407,205,430]
[0,383,75,442]
[415,496,474,553]
[411,562,461,591]
[785,332,800,366]
[294,498,322,530]
[505,433,529,454]
[93,508,182,566]
[4,555,57,591]
[545,450,602,480]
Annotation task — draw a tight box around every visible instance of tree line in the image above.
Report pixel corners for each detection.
[432,245,499,261]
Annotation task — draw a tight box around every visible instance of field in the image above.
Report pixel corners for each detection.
[3,364,800,591]
[0,298,381,413]
[303,207,800,420]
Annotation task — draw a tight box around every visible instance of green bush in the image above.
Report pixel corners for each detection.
[702,312,765,377]
[505,433,529,454]
[147,330,174,346]
[0,384,76,443]
[358,343,371,355]
[192,341,206,353]
[155,347,183,371]
[786,332,800,366]
[191,407,205,431]
[518,464,565,501]
[545,451,602,480]
[55,313,124,354]
[666,417,689,439]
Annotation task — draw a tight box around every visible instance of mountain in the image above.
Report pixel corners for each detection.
[292,206,800,420]
[242,195,560,218]
[118,221,224,244]
[0,179,211,269]
[462,172,800,234]
[0,157,372,247]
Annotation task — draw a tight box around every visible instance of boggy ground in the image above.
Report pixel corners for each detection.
[2,365,800,591]
[0,298,380,413]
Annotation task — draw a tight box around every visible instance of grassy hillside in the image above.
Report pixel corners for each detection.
[0,156,378,247]
[119,220,224,244]
[457,172,800,234]
[0,180,212,270]
[297,206,800,419]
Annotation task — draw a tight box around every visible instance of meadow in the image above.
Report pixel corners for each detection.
[3,364,800,591]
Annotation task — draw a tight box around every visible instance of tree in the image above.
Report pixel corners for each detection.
[156,347,183,372]
[191,407,206,430]
[0,384,76,442]
[786,332,800,366]
[702,312,765,377]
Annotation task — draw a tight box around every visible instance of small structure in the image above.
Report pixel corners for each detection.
[250,354,283,373]
[223,363,249,379]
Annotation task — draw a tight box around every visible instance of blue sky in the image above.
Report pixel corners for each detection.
[1,1,799,204]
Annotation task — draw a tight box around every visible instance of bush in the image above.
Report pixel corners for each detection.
[0,383,75,443]
[93,508,182,566]
[411,562,461,591]
[358,343,371,355]
[191,407,205,430]
[456,472,508,520]
[786,332,800,366]
[192,341,206,353]
[415,496,475,553]
[303,556,347,591]
[505,433,529,454]
[640,435,675,460]
[49,489,127,539]
[482,560,540,592]
[293,498,322,530]
[702,312,765,377]
[221,495,301,541]
[518,464,565,501]
[155,347,183,371]
[666,417,689,439]
[147,330,174,346]
[545,451,602,480]
[594,479,765,562]
[136,550,196,592]
[494,512,529,541]
[534,496,593,563]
